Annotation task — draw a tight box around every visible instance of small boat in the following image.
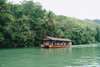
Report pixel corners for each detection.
[41,36,72,48]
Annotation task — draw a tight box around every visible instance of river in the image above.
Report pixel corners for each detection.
[0,45,100,67]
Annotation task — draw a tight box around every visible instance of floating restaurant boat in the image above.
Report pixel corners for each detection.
[41,36,72,48]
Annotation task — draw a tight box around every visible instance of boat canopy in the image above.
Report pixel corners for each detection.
[44,36,71,42]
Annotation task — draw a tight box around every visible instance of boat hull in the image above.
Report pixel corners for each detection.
[41,45,70,48]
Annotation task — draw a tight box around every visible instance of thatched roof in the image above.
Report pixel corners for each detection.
[44,36,71,42]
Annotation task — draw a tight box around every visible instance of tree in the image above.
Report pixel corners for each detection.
[96,26,100,42]
[0,0,100,48]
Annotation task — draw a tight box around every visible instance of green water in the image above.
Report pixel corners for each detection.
[0,46,100,67]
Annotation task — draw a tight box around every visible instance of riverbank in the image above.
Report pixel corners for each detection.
[0,43,100,49]
[72,44,99,48]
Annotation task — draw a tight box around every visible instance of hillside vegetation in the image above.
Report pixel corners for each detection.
[0,0,100,48]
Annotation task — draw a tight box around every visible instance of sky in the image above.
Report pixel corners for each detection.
[9,0,100,19]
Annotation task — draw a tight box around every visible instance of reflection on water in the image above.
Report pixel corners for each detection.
[0,46,100,67]
[40,47,97,67]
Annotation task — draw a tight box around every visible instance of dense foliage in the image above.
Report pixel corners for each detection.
[0,0,100,48]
